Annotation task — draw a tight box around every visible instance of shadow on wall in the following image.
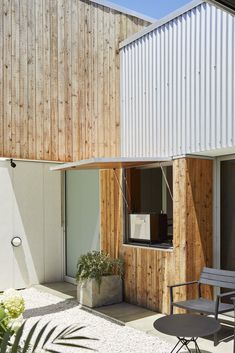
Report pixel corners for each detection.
[13,247,30,287]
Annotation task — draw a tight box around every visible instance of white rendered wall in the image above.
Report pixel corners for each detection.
[121,2,235,157]
[0,161,62,290]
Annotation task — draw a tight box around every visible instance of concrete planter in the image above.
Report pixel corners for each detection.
[77,275,122,308]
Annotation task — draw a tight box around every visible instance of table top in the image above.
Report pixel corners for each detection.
[153,314,221,338]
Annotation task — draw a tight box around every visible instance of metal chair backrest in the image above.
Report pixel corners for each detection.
[199,267,235,290]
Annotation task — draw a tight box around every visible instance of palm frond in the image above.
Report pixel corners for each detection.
[54,341,95,350]
[41,325,57,347]
[22,320,40,353]
[11,321,26,353]
[0,319,95,352]
[0,331,11,352]
[31,321,51,352]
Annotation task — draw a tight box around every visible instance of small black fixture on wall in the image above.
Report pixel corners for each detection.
[10,159,16,168]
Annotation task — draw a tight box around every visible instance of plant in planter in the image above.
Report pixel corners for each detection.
[76,251,124,308]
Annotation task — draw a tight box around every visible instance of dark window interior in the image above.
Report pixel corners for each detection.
[221,160,235,271]
[124,165,173,249]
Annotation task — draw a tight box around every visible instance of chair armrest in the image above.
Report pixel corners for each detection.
[217,290,235,298]
[168,281,199,314]
[168,280,198,289]
[214,291,235,319]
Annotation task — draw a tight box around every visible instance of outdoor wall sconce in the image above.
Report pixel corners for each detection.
[10,159,16,168]
[11,237,22,247]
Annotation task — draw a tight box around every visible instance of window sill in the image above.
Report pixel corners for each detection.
[122,242,173,252]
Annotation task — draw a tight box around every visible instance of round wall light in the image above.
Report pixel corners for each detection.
[11,237,22,247]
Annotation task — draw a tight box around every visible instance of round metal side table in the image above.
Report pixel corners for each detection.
[153,314,221,353]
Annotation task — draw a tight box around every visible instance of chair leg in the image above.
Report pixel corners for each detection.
[214,332,218,346]
[214,312,219,346]
[233,298,235,353]
[170,304,173,315]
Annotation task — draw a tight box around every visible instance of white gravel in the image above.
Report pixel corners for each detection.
[20,287,173,353]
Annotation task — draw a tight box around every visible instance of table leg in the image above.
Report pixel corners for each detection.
[171,338,192,353]
[194,338,202,353]
[170,339,181,353]
[170,337,202,353]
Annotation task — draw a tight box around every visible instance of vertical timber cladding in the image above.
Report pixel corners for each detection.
[0,0,150,161]
[100,158,213,313]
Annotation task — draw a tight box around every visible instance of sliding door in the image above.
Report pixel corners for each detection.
[65,170,100,278]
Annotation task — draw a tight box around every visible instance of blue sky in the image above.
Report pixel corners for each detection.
[111,0,191,20]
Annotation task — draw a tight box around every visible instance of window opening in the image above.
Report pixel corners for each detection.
[122,165,173,249]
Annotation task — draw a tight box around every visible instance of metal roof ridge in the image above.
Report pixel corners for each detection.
[88,0,156,23]
[119,0,206,49]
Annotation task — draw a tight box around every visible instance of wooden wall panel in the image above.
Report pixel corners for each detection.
[100,158,213,314]
[0,0,149,161]
[184,158,213,299]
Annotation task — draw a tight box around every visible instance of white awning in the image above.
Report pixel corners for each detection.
[50,157,172,171]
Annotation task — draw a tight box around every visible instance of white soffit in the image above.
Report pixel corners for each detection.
[50,157,172,171]
[208,0,235,13]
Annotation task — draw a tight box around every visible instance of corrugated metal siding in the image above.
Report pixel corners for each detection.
[121,3,235,157]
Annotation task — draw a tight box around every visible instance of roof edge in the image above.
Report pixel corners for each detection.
[88,0,156,23]
[119,0,205,49]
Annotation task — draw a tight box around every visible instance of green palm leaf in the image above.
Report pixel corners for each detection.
[31,321,51,352]
[52,325,72,340]
[0,331,11,352]
[41,325,57,347]
[57,335,94,340]
[0,319,94,352]
[54,341,95,350]
[10,321,26,353]
[54,325,86,341]
[53,324,84,341]
[22,320,40,353]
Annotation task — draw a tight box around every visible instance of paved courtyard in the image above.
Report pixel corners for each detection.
[32,282,234,353]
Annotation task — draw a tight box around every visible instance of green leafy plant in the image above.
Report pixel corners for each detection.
[0,319,95,353]
[76,251,124,288]
[0,289,25,344]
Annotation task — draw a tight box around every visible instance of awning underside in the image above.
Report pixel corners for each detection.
[50,157,172,171]
[214,0,235,12]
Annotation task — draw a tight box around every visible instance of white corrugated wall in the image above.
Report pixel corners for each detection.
[121,2,235,157]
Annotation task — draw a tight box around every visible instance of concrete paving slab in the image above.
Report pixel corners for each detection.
[34,282,76,299]
[96,302,158,322]
[34,283,234,353]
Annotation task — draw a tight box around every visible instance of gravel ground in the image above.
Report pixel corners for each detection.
[20,287,173,353]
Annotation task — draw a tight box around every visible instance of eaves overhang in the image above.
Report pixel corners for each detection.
[50,157,172,171]
[210,0,235,12]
